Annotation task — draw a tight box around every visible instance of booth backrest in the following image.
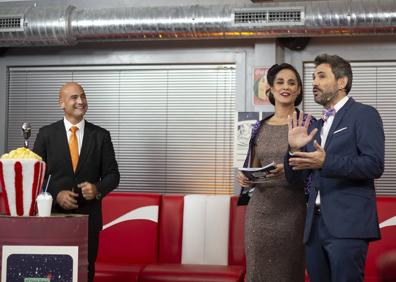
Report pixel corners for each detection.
[158,194,184,263]
[96,193,396,282]
[0,192,3,214]
[157,194,247,266]
[98,192,247,267]
[96,193,161,264]
[181,195,231,265]
[228,196,246,266]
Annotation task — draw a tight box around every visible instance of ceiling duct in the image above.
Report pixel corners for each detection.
[0,0,395,47]
[233,7,304,26]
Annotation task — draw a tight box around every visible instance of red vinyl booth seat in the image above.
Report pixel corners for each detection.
[95,193,161,282]
[364,197,396,282]
[0,192,4,214]
[157,195,184,264]
[95,193,396,282]
[95,193,246,282]
[94,263,143,282]
[140,264,244,282]
[377,251,396,282]
[139,195,246,282]
[228,196,246,267]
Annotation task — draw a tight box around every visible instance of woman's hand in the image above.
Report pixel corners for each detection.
[237,171,253,188]
[266,163,284,178]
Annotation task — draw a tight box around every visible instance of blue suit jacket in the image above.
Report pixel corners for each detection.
[285,98,384,243]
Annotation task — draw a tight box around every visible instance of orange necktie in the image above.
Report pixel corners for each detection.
[69,126,79,172]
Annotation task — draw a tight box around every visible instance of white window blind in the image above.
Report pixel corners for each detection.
[303,62,396,195]
[7,65,236,194]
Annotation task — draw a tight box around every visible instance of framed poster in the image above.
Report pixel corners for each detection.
[253,67,271,106]
[1,246,78,282]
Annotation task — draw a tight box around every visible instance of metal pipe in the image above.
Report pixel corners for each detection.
[0,0,395,47]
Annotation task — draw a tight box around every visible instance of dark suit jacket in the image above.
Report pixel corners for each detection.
[285,98,384,243]
[33,119,120,234]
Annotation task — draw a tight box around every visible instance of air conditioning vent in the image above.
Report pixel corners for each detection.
[268,10,301,23]
[233,7,304,26]
[0,16,24,32]
[234,11,267,24]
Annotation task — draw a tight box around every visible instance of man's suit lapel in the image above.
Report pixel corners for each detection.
[55,120,75,174]
[76,121,93,174]
[324,97,355,150]
[316,119,323,146]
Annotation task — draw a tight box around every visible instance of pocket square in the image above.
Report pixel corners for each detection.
[333,127,348,134]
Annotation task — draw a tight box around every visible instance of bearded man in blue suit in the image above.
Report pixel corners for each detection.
[284,54,384,282]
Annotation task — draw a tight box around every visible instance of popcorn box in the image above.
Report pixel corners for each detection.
[0,159,46,216]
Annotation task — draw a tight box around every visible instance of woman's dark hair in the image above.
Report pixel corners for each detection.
[266,63,303,106]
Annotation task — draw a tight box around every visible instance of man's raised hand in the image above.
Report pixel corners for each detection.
[288,111,318,152]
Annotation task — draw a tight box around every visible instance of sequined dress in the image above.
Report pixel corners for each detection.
[245,122,306,282]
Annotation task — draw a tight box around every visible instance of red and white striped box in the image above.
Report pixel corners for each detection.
[0,159,46,216]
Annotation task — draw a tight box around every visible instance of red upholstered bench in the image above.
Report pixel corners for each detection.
[95,193,161,282]
[95,193,246,282]
[0,192,4,214]
[364,197,396,282]
[139,195,246,282]
[92,193,396,282]
[377,250,396,282]
[141,264,244,282]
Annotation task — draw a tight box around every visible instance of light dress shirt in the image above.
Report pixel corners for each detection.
[315,96,349,206]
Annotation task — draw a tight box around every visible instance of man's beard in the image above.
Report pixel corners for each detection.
[314,88,338,107]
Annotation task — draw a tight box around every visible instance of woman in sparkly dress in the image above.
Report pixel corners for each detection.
[237,63,310,282]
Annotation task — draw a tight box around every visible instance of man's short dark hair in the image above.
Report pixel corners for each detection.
[314,54,353,94]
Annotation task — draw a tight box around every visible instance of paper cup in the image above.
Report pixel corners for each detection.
[0,159,46,216]
[36,192,53,217]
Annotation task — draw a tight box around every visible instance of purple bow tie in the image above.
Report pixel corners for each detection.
[322,108,336,121]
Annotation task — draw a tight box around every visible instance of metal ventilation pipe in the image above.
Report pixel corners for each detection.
[0,4,76,46]
[0,1,395,47]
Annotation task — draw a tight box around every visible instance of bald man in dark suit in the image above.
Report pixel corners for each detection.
[34,82,120,282]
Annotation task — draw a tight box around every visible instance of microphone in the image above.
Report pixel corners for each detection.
[21,122,31,148]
